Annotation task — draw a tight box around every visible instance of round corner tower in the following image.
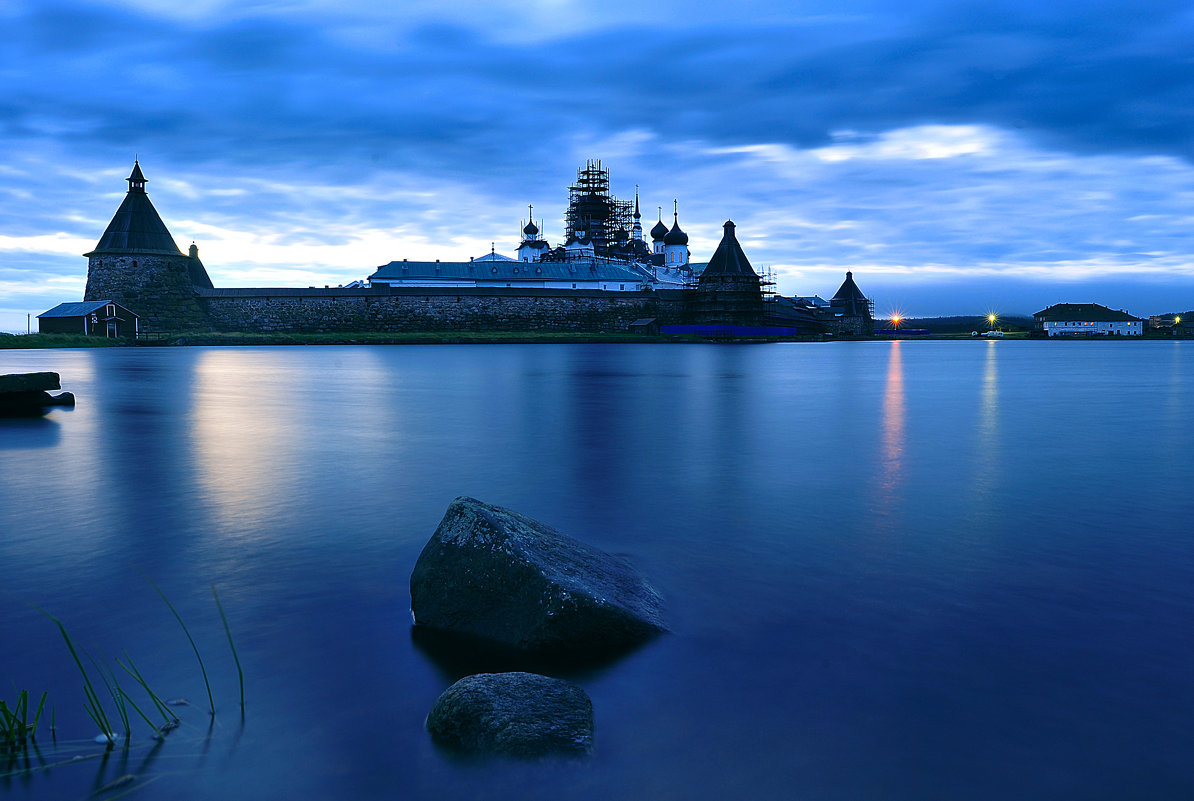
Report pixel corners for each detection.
[84,161,213,332]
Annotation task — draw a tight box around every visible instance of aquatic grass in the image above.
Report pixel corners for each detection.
[139,573,215,716]
[39,610,116,746]
[212,586,244,713]
[89,658,130,742]
[116,653,177,727]
[0,691,47,751]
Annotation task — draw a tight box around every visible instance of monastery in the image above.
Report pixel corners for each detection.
[41,160,874,337]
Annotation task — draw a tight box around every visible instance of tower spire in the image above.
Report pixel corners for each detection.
[126,160,148,194]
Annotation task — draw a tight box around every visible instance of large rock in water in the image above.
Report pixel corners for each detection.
[411,497,665,654]
[0,372,60,393]
[0,373,71,416]
[426,672,593,756]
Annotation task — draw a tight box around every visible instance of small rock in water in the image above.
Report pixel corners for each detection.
[93,732,124,744]
[426,672,594,757]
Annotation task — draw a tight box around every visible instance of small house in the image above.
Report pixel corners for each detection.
[38,300,139,338]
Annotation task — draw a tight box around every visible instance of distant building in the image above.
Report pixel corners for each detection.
[1034,303,1143,336]
[38,300,139,337]
[369,161,702,292]
[368,258,654,291]
[829,271,874,335]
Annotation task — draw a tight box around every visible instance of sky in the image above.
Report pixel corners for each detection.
[3,0,1194,331]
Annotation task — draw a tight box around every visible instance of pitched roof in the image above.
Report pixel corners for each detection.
[1033,303,1142,322]
[38,300,136,318]
[701,221,758,277]
[369,258,650,283]
[85,162,182,256]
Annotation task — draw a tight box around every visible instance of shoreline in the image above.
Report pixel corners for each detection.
[3,330,1188,349]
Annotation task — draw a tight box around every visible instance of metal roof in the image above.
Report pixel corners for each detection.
[700,221,758,277]
[1033,303,1142,322]
[369,258,651,283]
[85,163,182,256]
[38,300,136,318]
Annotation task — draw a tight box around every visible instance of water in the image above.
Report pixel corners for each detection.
[1,341,1192,800]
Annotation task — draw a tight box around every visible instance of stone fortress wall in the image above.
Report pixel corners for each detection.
[197,287,689,333]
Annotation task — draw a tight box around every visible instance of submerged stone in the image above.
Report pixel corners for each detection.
[410,497,666,655]
[426,672,593,757]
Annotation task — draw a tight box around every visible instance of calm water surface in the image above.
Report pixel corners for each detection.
[1,342,1192,800]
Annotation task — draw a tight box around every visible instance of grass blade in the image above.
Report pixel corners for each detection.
[117,654,175,724]
[117,689,159,736]
[31,692,46,738]
[139,573,215,716]
[212,586,244,713]
[39,610,114,739]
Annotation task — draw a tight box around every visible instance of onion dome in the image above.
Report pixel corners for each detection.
[664,214,688,246]
[650,217,669,240]
[523,220,539,236]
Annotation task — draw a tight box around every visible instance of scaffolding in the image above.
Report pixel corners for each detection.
[564,160,634,257]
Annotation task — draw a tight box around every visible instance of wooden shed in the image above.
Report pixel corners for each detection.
[38,300,139,338]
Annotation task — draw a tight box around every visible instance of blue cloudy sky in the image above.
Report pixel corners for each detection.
[3,0,1194,331]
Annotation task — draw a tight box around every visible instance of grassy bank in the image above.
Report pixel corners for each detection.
[0,333,124,349]
[2,331,707,348]
[160,331,695,345]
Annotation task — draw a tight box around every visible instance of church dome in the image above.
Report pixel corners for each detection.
[664,217,688,246]
[523,220,539,236]
[650,218,669,240]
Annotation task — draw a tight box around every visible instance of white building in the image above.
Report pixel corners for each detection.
[1034,303,1144,336]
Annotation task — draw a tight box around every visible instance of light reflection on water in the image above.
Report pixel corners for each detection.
[1,342,1193,801]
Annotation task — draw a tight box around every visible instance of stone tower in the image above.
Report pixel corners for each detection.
[688,220,765,325]
[84,161,213,332]
[829,271,874,335]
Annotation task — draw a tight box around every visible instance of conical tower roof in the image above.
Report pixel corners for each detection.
[702,221,758,277]
[832,271,867,302]
[85,161,183,256]
[831,271,872,318]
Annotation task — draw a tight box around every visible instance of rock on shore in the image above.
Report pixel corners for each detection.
[410,497,665,655]
[426,672,593,756]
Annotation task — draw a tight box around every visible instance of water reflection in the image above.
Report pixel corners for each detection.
[876,341,905,516]
[971,340,1001,510]
[190,350,300,538]
[0,416,62,449]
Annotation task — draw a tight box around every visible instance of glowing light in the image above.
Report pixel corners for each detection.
[1177,316,1182,324]
[988,313,997,324]
[891,314,902,327]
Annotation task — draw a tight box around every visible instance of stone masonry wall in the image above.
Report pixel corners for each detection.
[199,289,689,333]
[86,254,210,331]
